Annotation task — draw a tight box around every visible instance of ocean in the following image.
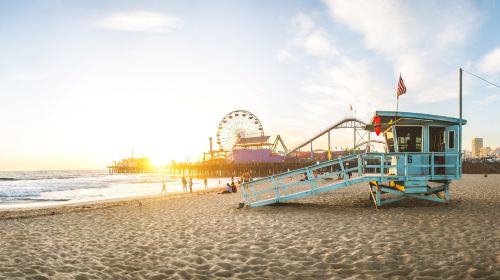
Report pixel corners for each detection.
[0,170,227,209]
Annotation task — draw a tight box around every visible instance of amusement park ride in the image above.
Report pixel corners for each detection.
[240,69,467,208]
[204,109,378,163]
[203,109,289,162]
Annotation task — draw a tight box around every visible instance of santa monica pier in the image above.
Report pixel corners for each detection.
[108,107,499,179]
[108,109,385,177]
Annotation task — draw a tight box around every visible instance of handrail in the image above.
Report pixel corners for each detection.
[245,152,458,186]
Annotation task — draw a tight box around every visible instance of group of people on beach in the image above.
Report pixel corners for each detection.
[219,178,238,194]
[218,170,252,194]
[181,176,209,193]
[160,170,252,201]
[160,176,209,195]
[181,176,193,193]
[160,170,252,209]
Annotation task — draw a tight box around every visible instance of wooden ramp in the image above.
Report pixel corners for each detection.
[241,152,460,208]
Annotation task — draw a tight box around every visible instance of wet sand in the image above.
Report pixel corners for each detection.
[0,174,499,279]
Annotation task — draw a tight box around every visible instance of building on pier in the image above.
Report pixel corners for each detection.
[107,157,155,173]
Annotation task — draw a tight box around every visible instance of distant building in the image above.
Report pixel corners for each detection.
[480,147,492,158]
[232,149,284,163]
[463,150,472,159]
[231,136,285,163]
[471,138,483,158]
[107,157,154,173]
[495,147,500,158]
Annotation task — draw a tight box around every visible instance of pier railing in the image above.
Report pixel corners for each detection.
[241,152,461,207]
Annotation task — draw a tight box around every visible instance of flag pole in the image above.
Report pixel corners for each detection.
[396,73,400,123]
[459,68,463,165]
[394,96,398,130]
[396,96,399,113]
[397,73,401,113]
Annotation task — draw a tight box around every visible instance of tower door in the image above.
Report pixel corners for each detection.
[429,127,445,175]
[444,125,459,176]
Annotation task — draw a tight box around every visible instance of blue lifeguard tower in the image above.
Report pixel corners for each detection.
[240,111,466,208]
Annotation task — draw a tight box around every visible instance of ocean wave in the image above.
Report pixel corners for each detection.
[0,176,99,181]
[0,171,181,205]
[0,190,41,198]
[0,170,110,181]
[0,178,18,181]
[0,197,71,203]
[15,198,71,202]
[39,183,110,193]
[0,177,54,181]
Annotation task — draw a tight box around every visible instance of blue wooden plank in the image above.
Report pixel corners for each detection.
[404,187,428,194]
[404,181,428,187]
[404,193,446,203]
[252,187,276,195]
[380,187,403,195]
[315,177,371,194]
[278,190,315,202]
[250,198,278,207]
[280,180,310,192]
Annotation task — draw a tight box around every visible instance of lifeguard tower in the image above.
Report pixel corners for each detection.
[240,111,465,208]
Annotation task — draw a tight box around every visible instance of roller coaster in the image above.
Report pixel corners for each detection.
[286,118,385,159]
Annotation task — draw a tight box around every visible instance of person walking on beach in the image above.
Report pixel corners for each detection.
[237,170,252,209]
[182,176,187,192]
[204,177,208,190]
[230,177,237,192]
[189,177,193,193]
[241,170,251,186]
[161,181,167,195]
[231,180,237,193]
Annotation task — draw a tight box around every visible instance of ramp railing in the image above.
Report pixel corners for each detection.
[241,152,461,207]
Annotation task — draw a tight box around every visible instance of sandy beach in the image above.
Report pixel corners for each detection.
[0,174,499,279]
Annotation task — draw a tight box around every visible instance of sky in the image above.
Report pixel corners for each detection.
[1,0,500,170]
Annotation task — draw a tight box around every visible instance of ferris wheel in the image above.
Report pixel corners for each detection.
[216,110,264,151]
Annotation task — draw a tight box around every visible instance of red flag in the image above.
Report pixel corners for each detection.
[374,115,381,136]
[397,74,406,97]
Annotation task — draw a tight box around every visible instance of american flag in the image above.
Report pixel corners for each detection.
[397,74,406,97]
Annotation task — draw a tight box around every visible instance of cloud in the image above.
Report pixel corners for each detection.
[13,71,46,81]
[486,94,500,102]
[276,49,295,62]
[276,1,482,133]
[276,2,485,147]
[471,93,500,106]
[478,48,500,74]
[301,30,338,57]
[292,12,316,34]
[278,13,338,59]
[277,12,394,122]
[324,0,477,55]
[301,56,392,120]
[93,11,180,33]
[279,1,479,115]
[322,0,479,103]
